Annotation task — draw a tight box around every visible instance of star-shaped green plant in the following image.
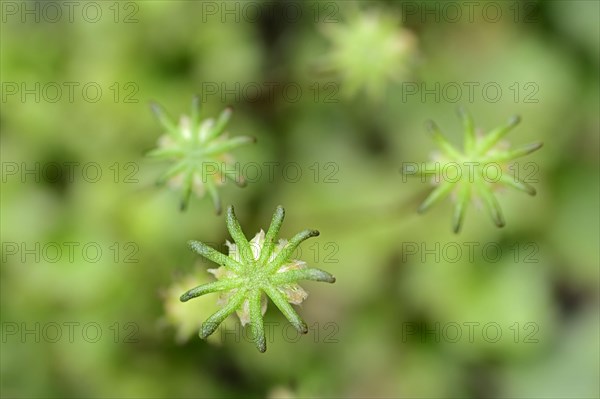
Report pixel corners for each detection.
[319,6,417,101]
[147,96,255,213]
[404,108,543,233]
[180,205,336,352]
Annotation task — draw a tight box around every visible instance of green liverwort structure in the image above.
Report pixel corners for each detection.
[180,206,336,352]
[147,97,254,213]
[406,108,543,233]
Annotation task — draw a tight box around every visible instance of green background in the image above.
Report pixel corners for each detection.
[1,1,598,398]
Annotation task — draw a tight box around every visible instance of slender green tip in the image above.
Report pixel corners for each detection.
[180,292,193,302]
[417,203,428,214]
[149,102,162,116]
[309,269,336,283]
[508,115,521,127]
[308,230,320,238]
[424,120,437,133]
[273,205,285,224]
[200,322,219,339]
[253,331,266,353]
[452,221,462,234]
[226,205,236,223]
[297,321,309,335]
[528,142,543,153]
[150,102,173,127]
[192,95,200,108]
[180,181,193,212]
[452,214,462,234]
[188,240,208,255]
[492,215,506,228]
[217,107,233,126]
[214,201,223,215]
[256,341,266,353]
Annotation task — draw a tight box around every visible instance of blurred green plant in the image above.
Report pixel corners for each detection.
[146,97,255,213]
[405,108,543,233]
[319,5,417,101]
[180,205,336,352]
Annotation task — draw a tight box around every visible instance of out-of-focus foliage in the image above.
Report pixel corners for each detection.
[1,1,598,398]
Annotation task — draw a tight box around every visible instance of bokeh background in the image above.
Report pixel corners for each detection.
[1,0,599,398]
